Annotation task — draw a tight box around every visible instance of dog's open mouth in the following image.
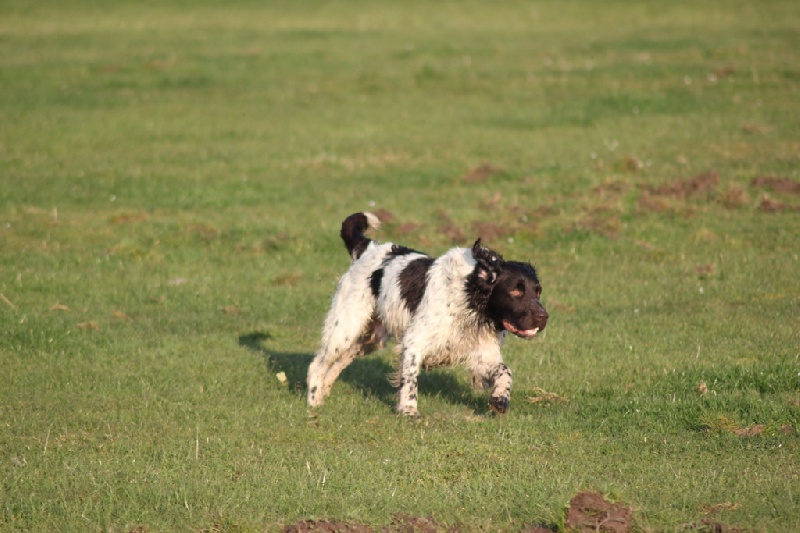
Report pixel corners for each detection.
[503,320,540,338]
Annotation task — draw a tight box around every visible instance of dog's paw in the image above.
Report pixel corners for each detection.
[489,396,510,414]
[397,404,419,417]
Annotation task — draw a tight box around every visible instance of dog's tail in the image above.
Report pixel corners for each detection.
[340,212,381,260]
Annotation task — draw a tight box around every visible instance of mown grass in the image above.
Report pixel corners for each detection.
[1,0,799,531]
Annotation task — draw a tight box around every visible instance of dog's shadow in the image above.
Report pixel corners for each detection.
[238,332,487,413]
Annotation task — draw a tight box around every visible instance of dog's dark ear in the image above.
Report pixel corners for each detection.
[471,238,504,287]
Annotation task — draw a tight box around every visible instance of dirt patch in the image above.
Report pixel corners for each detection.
[574,207,623,238]
[433,210,466,243]
[741,123,768,134]
[260,231,293,252]
[758,194,785,213]
[733,424,766,437]
[593,179,629,196]
[282,519,373,532]
[388,513,461,532]
[645,171,719,200]
[701,502,740,515]
[109,211,150,224]
[472,221,513,241]
[718,186,750,209]
[392,222,423,238]
[526,387,567,406]
[757,193,800,213]
[270,271,302,286]
[637,178,710,217]
[564,492,633,533]
[520,525,557,533]
[617,155,643,173]
[751,176,800,195]
[715,65,736,79]
[680,518,751,532]
[281,513,460,533]
[637,192,672,214]
[534,205,560,218]
[734,424,795,437]
[462,162,505,183]
[436,223,463,243]
[693,263,716,279]
[281,492,771,532]
[186,222,218,242]
[372,208,396,224]
[701,413,796,437]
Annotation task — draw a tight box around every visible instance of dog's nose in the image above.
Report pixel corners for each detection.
[533,308,548,330]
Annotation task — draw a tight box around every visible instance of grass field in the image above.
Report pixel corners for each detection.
[2,0,799,531]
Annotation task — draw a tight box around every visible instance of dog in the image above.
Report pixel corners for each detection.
[307,212,548,416]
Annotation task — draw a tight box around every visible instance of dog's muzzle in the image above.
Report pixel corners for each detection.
[504,304,548,338]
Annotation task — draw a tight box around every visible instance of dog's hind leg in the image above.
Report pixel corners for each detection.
[396,336,427,416]
[307,289,377,407]
[317,318,386,400]
[396,352,421,416]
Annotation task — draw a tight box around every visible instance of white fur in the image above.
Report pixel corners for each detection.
[307,240,513,416]
[364,212,381,230]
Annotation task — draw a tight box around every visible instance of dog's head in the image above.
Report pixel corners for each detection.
[470,239,548,338]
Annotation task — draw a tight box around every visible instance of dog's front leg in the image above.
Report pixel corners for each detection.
[397,348,422,417]
[470,349,513,414]
[488,362,513,413]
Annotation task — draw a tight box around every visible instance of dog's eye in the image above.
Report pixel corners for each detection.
[510,281,525,298]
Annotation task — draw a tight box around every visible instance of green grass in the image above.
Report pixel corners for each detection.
[2,0,799,531]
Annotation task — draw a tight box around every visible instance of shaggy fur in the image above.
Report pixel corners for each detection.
[307,212,548,416]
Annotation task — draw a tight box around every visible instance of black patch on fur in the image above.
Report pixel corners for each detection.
[369,268,384,299]
[340,213,372,259]
[389,244,422,257]
[491,363,510,381]
[399,257,434,313]
[465,240,505,323]
[465,272,492,321]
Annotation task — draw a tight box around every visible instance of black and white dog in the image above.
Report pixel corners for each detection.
[307,212,548,416]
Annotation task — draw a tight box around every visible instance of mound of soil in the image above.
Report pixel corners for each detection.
[751,176,800,195]
[564,492,633,533]
[645,171,719,200]
[463,163,505,183]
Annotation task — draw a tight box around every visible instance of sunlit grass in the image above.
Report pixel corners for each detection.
[1,0,799,531]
